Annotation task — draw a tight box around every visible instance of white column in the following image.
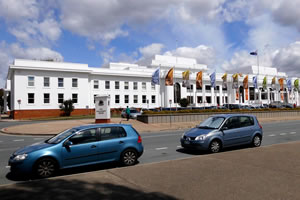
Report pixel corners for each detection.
[258,89,262,104]
[211,87,215,106]
[287,89,290,103]
[3,91,8,113]
[202,84,206,107]
[267,88,270,104]
[219,86,223,106]
[165,86,174,107]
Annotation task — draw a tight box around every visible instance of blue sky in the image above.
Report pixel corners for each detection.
[1,0,300,87]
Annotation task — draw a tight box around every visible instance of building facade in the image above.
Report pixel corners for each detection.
[4,55,300,119]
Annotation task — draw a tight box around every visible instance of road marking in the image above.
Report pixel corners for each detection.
[33,138,44,140]
[13,139,24,142]
[279,133,287,136]
[290,132,296,134]
[0,141,3,143]
[268,134,276,137]
[177,145,182,148]
[155,147,168,150]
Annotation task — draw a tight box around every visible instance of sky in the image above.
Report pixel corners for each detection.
[1,0,300,87]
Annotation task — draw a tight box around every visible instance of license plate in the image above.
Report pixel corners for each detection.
[184,141,190,144]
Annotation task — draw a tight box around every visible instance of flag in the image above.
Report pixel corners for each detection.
[222,73,227,89]
[245,88,249,100]
[253,76,257,89]
[243,75,248,89]
[295,79,299,91]
[250,50,257,55]
[236,90,239,100]
[271,77,276,89]
[287,79,292,91]
[151,67,160,85]
[263,76,267,89]
[278,78,284,91]
[232,73,239,89]
[196,71,203,89]
[210,71,216,88]
[165,67,174,86]
[182,70,190,87]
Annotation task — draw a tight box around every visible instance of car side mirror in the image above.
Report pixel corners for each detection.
[63,140,73,147]
[221,126,228,131]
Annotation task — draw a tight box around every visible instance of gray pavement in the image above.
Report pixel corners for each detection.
[1,141,300,200]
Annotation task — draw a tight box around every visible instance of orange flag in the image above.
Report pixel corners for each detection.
[165,67,174,86]
[243,75,248,89]
[278,78,284,91]
[196,71,203,89]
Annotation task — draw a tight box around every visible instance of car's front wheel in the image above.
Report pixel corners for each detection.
[121,149,138,166]
[209,140,221,153]
[252,135,262,147]
[34,158,57,178]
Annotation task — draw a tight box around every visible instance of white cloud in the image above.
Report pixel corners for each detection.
[164,45,216,66]
[139,43,165,58]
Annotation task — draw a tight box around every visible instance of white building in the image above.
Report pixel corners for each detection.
[4,55,300,119]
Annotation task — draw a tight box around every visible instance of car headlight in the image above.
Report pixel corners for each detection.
[195,135,207,141]
[13,154,28,161]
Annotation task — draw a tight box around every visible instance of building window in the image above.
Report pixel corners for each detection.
[124,82,129,90]
[197,96,203,103]
[44,93,50,104]
[142,82,146,90]
[58,78,64,87]
[44,77,50,87]
[205,85,211,91]
[28,93,34,104]
[94,80,99,89]
[187,96,193,104]
[151,95,156,103]
[124,95,129,103]
[72,78,78,87]
[142,95,147,103]
[174,83,181,103]
[133,82,138,90]
[28,76,35,87]
[115,81,120,89]
[187,84,193,92]
[58,93,64,103]
[94,95,97,103]
[105,81,110,89]
[215,86,220,91]
[206,96,211,103]
[134,95,138,103]
[115,95,120,104]
[151,84,155,90]
[72,94,78,103]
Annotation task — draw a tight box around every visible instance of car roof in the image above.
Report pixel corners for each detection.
[211,113,256,118]
[71,123,132,131]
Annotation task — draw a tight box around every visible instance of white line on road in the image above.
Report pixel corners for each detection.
[290,132,296,134]
[0,141,3,143]
[155,147,168,150]
[33,138,44,140]
[177,146,182,148]
[13,139,24,142]
[280,133,287,136]
[268,134,276,137]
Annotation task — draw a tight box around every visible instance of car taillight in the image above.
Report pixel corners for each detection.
[137,135,142,143]
[258,122,262,129]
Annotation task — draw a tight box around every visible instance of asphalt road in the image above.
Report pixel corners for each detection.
[1,120,300,186]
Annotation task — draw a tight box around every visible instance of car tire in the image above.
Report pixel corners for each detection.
[252,135,262,147]
[209,140,221,153]
[121,149,138,166]
[34,157,58,178]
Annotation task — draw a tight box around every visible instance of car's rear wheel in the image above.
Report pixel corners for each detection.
[252,135,262,147]
[34,158,57,178]
[209,140,221,153]
[121,149,137,166]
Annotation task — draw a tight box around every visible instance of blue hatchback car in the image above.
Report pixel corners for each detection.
[181,114,263,153]
[8,124,143,178]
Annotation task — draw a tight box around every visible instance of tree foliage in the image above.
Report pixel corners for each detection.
[60,99,74,116]
[179,98,190,107]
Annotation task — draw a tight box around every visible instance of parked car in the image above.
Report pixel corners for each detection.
[223,104,241,110]
[121,109,142,119]
[8,124,144,178]
[180,114,263,153]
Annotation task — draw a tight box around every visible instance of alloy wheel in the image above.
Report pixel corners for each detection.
[36,159,56,178]
[122,150,137,166]
[210,141,221,153]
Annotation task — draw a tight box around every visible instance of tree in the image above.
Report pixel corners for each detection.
[60,99,74,116]
[179,98,190,107]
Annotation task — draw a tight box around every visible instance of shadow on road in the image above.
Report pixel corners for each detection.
[177,144,252,155]
[0,178,178,200]
[6,161,136,182]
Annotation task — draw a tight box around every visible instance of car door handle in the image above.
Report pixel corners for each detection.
[91,145,97,148]
[119,141,124,144]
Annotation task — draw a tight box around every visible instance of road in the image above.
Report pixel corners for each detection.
[1,120,300,185]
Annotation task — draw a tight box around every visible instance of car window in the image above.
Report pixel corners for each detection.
[224,117,240,129]
[198,117,225,129]
[69,128,98,145]
[100,127,127,141]
[240,116,254,127]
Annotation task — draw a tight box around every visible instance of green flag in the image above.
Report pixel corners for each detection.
[295,79,299,91]
[263,76,267,89]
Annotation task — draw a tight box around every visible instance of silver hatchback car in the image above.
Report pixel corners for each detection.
[181,114,263,153]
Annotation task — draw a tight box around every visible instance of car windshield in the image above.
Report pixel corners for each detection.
[130,110,138,113]
[46,128,78,144]
[197,117,225,129]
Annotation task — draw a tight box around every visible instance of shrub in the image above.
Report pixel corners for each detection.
[179,98,189,107]
[60,99,74,116]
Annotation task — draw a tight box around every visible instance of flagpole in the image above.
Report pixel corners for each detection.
[175,39,178,111]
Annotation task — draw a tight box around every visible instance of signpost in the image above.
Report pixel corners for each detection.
[95,95,111,123]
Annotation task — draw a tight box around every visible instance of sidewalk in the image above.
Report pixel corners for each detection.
[1,141,300,200]
[2,116,300,135]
